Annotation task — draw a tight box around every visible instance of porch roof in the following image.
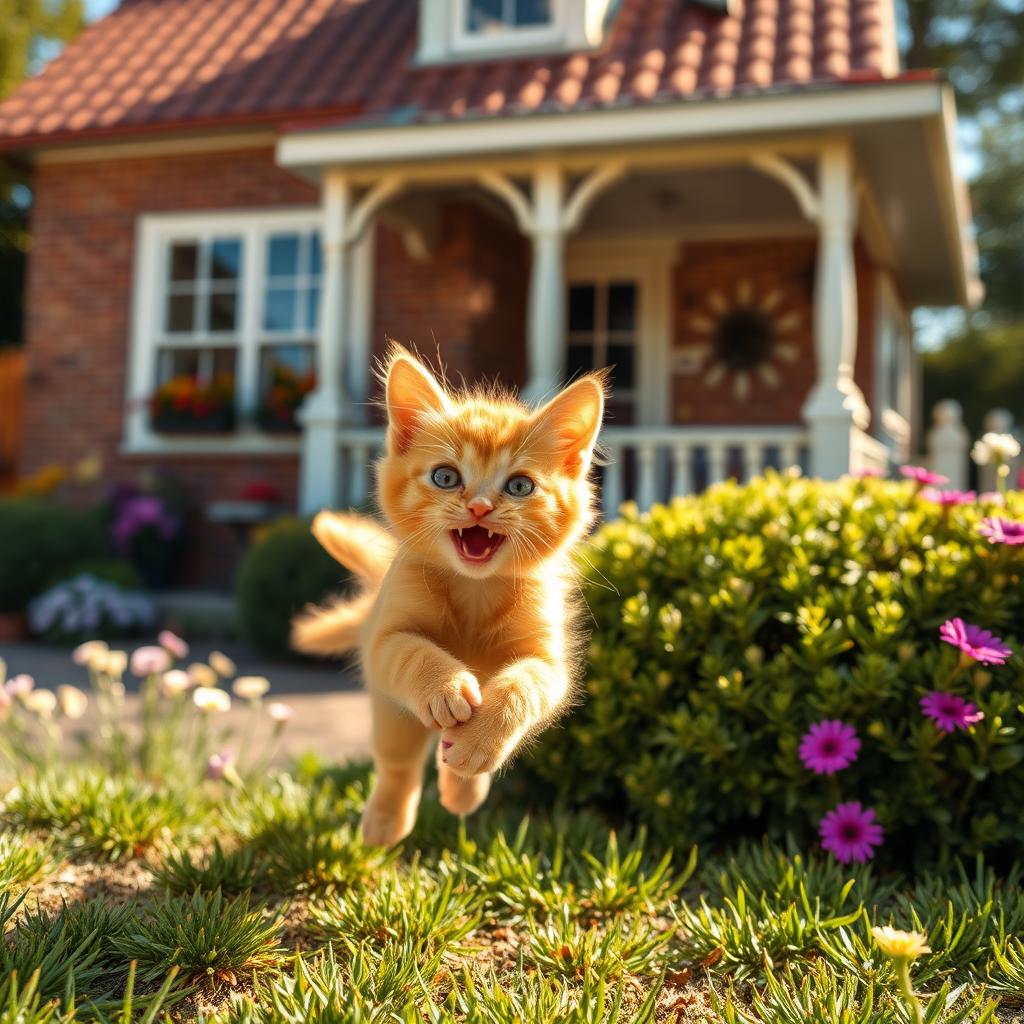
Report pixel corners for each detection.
[0,0,898,150]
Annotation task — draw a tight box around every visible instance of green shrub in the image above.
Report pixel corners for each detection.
[64,558,142,589]
[236,517,349,658]
[0,499,107,612]
[520,473,1024,867]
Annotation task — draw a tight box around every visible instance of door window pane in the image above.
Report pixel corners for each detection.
[569,285,596,332]
[607,282,636,332]
[264,287,298,332]
[567,343,594,378]
[268,234,300,278]
[607,343,635,389]
[518,0,551,25]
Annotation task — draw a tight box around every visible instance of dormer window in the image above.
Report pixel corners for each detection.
[464,0,553,34]
[418,0,612,64]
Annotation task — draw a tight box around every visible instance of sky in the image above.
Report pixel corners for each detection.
[86,0,119,19]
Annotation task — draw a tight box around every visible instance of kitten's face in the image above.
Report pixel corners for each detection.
[376,352,605,580]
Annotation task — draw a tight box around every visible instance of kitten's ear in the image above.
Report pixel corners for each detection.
[385,350,450,454]
[533,373,606,476]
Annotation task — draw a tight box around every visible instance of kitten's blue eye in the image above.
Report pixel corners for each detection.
[505,475,534,497]
[431,466,461,489]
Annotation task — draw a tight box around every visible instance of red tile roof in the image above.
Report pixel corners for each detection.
[0,0,897,149]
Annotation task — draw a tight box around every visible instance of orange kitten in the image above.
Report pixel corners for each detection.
[292,346,605,847]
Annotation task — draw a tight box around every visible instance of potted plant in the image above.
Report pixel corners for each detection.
[150,374,236,433]
[256,366,316,433]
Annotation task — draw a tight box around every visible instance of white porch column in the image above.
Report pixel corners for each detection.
[523,163,566,406]
[299,171,351,515]
[803,141,869,479]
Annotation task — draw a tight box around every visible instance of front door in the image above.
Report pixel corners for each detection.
[564,240,673,429]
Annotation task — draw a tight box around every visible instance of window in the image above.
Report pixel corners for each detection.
[567,280,639,423]
[129,211,323,448]
[464,0,552,33]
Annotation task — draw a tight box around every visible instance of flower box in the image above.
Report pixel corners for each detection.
[151,409,236,434]
[255,408,301,434]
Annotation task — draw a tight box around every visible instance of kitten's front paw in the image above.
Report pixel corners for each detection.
[417,670,481,730]
[440,701,523,778]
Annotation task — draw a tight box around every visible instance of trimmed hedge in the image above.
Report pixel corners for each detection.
[522,472,1024,867]
[236,518,350,658]
[0,499,107,613]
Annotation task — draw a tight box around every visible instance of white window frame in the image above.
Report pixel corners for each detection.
[873,270,912,438]
[451,0,564,55]
[125,208,322,454]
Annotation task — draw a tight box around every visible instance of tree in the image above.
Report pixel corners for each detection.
[0,0,85,346]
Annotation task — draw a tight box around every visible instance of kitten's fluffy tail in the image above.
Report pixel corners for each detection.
[290,511,396,657]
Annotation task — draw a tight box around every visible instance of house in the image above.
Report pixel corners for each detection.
[0,0,977,580]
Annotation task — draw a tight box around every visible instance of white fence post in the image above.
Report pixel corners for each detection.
[926,400,968,490]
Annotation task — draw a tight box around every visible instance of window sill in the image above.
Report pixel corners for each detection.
[120,431,302,457]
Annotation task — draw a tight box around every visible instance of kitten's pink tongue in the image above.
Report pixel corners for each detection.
[453,525,505,562]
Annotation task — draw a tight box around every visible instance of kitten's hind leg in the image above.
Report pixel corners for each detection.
[436,744,491,816]
[361,693,433,847]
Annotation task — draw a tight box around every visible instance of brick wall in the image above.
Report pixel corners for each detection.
[671,236,877,425]
[372,202,528,394]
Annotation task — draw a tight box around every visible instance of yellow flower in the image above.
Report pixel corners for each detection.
[193,687,231,714]
[98,650,128,678]
[72,640,109,668]
[209,651,236,679]
[871,926,931,961]
[57,685,88,720]
[187,663,217,689]
[73,453,103,485]
[24,690,57,717]
[232,676,270,700]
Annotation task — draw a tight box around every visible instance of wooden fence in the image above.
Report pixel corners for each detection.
[0,349,25,493]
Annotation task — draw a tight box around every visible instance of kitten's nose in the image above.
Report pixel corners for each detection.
[467,496,494,519]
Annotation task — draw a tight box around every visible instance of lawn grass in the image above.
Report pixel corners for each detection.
[0,760,1019,1023]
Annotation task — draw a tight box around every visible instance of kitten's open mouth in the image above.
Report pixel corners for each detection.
[451,525,506,563]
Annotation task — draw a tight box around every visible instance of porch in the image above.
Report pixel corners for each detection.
[276,110,967,514]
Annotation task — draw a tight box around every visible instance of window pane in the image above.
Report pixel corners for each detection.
[268,234,300,278]
[516,0,551,25]
[308,232,322,277]
[259,344,317,429]
[264,286,298,331]
[166,292,195,333]
[210,238,241,281]
[306,285,321,332]
[607,282,636,332]
[467,0,502,30]
[208,290,238,333]
[169,243,198,282]
[568,285,595,332]
[567,343,594,379]
[607,343,635,389]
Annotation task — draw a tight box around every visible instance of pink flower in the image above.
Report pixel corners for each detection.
[979,517,1024,546]
[920,487,976,507]
[206,749,236,781]
[799,720,861,775]
[130,646,171,677]
[158,630,189,659]
[819,802,884,864]
[939,618,1012,666]
[920,691,984,733]
[900,465,948,487]
[851,467,884,479]
[979,491,1006,507]
[4,674,34,698]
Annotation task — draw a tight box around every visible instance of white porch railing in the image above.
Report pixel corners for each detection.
[335,425,809,515]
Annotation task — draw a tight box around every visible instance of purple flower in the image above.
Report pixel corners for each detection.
[819,802,884,864]
[920,691,984,733]
[799,720,861,775]
[4,674,34,698]
[979,491,1006,507]
[900,465,948,487]
[939,618,1012,666]
[979,517,1024,546]
[111,496,179,554]
[920,487,976,507]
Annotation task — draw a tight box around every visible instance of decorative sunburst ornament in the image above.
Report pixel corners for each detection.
[681,278,802,400]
